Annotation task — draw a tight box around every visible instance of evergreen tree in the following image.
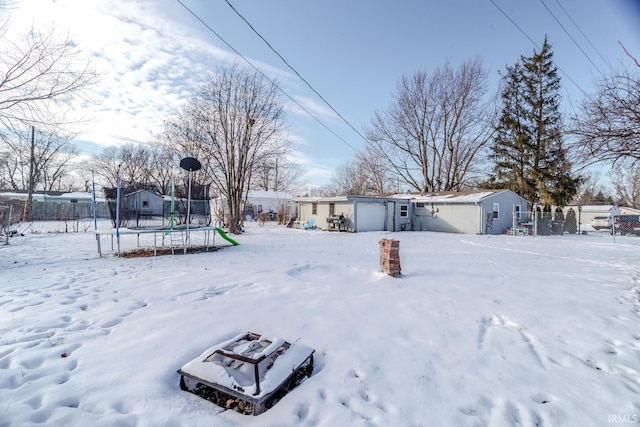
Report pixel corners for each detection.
[488,37,579,206]
[486,62,538,201]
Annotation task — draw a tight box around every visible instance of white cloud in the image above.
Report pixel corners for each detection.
[5,0,338,185]
[287,94,339,123]
[6,0,241,150]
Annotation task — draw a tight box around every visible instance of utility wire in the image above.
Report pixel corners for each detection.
[174,0,358,152]
[223,0,368,143]
[538,0,604,77]
[488,0,585,93]
[552,0,609,66]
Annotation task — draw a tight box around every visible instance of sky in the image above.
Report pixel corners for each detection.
[2,221,640,425]
[4,0,640,186]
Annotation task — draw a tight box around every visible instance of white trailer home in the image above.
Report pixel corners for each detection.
[294,196,412,232]
[409,190,529,235]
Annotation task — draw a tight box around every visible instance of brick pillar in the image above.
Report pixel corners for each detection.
[378,239,401,277]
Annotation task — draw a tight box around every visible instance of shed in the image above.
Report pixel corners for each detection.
[294,196,412,232]
[409,190,530,235]
[124,190,165,218]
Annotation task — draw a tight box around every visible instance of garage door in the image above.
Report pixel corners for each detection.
[356,203,386,232]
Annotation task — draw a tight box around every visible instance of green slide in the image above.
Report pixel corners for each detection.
[215,227,240,246]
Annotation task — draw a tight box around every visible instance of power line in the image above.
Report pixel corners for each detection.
[489,0,541,51]
[538,0,604,77]
[174,0,358,152]
[488,0,585,93]
[552,0,609,66]
[223,0,368,143]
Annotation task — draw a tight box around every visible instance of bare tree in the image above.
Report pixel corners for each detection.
[365,58,495,194]
[0,22,98,136]
[146,137,180,195]
[356,145,394,194]
[118,144,152,187]
[569,66,640,167]
[609,164,640,209]
[252,156,304,194]
[0,128,78,191]
[90,144,160,192]
[89,146,120,190]
[1,5,98,201]
[570,171,614,205]
[330,160,372,196]
[37,133,79,191]
[0,149,9,188]
[165,65,289,234]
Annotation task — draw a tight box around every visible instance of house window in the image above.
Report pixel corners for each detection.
[492,202,499,219]
[416,202,425,208]
[312,203,317,215]
[142,201,149,208]
[400,205,408,217]
[329,203,335,217]
[514,204,521,219]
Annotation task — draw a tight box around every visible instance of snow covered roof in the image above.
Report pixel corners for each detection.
[0,191,100,201]
[294,196,348,202]
[215,190,294,201]
[401,189,515,204]
[295,190,521,204]
[247,190,294,200]
[564,205,617,213]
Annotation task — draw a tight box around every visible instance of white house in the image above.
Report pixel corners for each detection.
[294,196,413,232]
[295,190,528,235]
[408,190,530,235]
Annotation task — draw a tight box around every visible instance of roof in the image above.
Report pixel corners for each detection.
[216,190,294,201]
[564,205,617,213]
[246,190,294,200]
[402,189,525,204]
[294,195,411,203]
[295,190,526,204]
[125,189,163,198]
[294,196,348,202]
[0,191,98,201]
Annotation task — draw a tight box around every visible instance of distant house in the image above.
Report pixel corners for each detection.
[408,189,530,235]
[0,190,109,221]
[562,205,620,225]
[212,190,295,224]
[295,190,528,235]
[0,190,97,204]
[294,195,413,232]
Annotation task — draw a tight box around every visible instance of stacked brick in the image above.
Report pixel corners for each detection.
[378,239,401,277]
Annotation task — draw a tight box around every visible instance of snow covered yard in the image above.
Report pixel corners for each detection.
[1,224,639,426]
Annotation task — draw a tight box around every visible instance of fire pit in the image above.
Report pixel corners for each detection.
[178,332,315,415]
